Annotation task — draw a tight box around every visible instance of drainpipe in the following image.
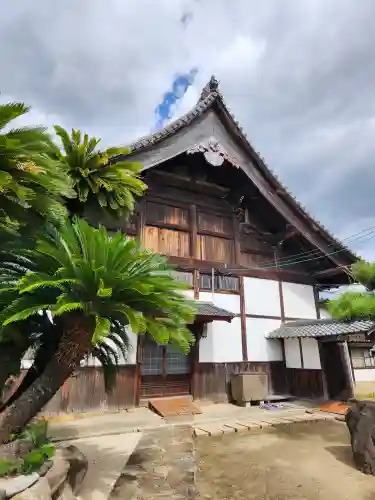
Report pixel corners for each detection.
[211,268,215,302]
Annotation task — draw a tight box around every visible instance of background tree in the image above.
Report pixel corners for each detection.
[0,102,75,236]
[51,126,146,220]
[328,260,375,320]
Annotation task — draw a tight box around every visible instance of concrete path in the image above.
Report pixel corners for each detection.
[66,432,142,500]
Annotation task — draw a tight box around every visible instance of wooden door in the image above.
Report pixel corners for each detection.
[139,335,191,398]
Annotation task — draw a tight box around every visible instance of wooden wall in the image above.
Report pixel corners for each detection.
[4,366,137,415]
[194,361,288,402]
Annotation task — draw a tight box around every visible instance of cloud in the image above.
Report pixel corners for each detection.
[1,0,375,260]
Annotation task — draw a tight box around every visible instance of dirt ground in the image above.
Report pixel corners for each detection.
[196,420,375,500]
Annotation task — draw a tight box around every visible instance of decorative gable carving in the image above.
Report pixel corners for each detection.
[187,136,240,168]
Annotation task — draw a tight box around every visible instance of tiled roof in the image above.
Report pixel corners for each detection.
[125,76,357,264]
[267,318,375,339]
[195,301,235,321]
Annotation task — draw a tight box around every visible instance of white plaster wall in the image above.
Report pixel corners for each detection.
[354,369,375,382]
[199,292,240,314]
[199,317,243,363]
[182,289,195,299]
[301,338,321,369]
[243,277,281,316]
[319,307,331,319]
[282,283,317,319]
[81,326,138,367]
[246,318,282,362]
[285,338,302,368]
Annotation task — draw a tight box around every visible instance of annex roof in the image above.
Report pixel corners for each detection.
[267,318,375,339]
[194,301,235,323]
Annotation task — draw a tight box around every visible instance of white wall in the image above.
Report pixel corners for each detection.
[243,277,281,316]
[246,318,283,362]
[81,326,138,367]
[301,338,321,369]
[285,338,302,368]
[282,283,317,319]
[354,369,375,382]
[198,292,242,363]
[319,307,331,319]
[199,317,243,363]
[199,292,240,314]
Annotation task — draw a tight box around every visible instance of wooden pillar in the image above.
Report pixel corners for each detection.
[314,285,321,319]
[137,199,146,245]
[190,323,202,401]
[233,214,248,361]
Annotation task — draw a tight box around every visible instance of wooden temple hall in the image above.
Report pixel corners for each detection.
[39,76,373,414]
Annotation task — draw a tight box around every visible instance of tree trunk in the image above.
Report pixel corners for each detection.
[0,335,60,411]
[0,345,26,402]
[0,312,94,444]
[345,399,375,475]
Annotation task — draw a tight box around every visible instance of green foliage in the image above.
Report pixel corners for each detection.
[0,421,54,477]
[0,459,19,477]
[0,102,75,236]
[21,444,54,475]
[52,126,146,219]
[0,217,196,353]
[19,419,48,447]
[328,260,375,320]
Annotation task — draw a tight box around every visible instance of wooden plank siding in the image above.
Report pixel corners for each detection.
[194,362,287,403]
[5,367,137,415]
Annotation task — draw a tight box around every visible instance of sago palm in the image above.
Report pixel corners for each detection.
[52,126,146,220]
[0,102,75,236]
[0,218,196,442]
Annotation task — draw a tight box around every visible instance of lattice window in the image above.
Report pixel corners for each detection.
[165,344,190,375]
[171,271,194,287]
[140,341,163,375]
[350,347,375,368]
[200,273,239,292]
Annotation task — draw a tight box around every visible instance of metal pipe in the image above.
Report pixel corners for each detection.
[211,267,215,302]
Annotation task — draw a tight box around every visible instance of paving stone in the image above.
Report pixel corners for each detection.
[196,425,224,437]
[193,428,208,437]
[235,421,264,431]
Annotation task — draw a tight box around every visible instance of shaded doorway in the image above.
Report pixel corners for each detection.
[139,335,192,399]
[319,341,353,400]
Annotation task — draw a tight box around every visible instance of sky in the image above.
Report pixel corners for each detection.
[1,0,375,262]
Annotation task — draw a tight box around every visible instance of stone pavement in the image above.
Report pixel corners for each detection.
[50,403,337,500]
[110,426,196,500]
[67,432,142,500]
[49,402,335,442]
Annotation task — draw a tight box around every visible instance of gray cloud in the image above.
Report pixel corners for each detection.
[1,0,375,258]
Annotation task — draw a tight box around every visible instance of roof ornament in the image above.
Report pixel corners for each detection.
[187,136,240,168]
[199,75,220,101]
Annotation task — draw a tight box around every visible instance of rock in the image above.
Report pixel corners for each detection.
[38,461,52,478]
[0,473,39,498]
[60,445,88,494]
[12,477,51,500]
[346,400,375,475]
[55,483,75,500]
[0,441,33,462]
[44,453,69,495]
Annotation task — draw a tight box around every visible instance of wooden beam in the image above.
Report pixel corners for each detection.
[167,256,316,284]
[313,267,347,278]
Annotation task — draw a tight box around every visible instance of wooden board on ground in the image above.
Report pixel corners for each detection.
[149,397,202,417]
[319,401,350,415]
